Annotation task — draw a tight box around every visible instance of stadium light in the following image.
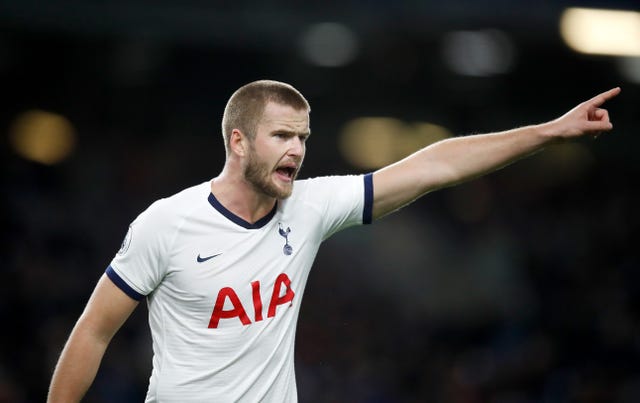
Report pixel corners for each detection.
[339,117,451,169]
[560,7,640,56]
[10,110,76,165]
[442,29,515,77]
[299,22,358,67]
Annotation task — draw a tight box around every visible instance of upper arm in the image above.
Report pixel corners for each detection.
[371,151,437,220]
[78,274,139,343]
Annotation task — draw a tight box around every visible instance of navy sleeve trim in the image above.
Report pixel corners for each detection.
[106,265,145,301]
[363,173,374,225]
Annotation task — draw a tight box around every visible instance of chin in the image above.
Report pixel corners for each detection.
[269,176,295,199]
[258,180,293,200]
[275,185,294,200]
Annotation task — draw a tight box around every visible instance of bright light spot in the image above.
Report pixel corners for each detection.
[617,57,640,83]
[442,29,515,77]
[300,22,358,67]
[560,8,640,56]
[340,118,404,169]
[9,110,76,165]
[339,118,452,169]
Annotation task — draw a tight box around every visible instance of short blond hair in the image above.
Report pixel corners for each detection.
[221,80,310,155]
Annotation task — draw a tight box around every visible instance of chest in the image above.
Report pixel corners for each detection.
[154,216,322,328]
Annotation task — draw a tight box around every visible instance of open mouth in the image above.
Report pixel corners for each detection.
[275,166,296,181]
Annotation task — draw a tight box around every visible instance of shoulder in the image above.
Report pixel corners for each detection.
[282,174,367,212]
[291,175,364,197]
[149,180,210,211]
[133,180,211,228]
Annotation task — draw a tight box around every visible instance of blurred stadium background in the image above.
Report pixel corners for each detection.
[1,1,639,402]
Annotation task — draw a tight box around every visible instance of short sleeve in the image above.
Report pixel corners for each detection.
[107,200,173,299]
[303,173,373,240]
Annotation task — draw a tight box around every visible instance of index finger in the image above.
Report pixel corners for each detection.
[588,87,621,106]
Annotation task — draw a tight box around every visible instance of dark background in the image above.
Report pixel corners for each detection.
[1,1,639,402]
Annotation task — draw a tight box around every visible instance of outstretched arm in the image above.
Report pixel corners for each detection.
[372,87,621,219]
[48,274,139,403]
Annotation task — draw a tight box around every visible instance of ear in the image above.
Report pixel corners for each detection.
[229,129,249,157]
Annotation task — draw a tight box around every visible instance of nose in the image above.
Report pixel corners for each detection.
[287,137,305,157]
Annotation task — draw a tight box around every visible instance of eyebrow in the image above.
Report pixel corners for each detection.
[273,129,311,137]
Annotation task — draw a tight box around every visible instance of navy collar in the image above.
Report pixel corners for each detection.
[207,193,277,229]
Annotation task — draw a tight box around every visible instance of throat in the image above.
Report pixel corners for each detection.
[228,192,278,224]
[210,177,279,224]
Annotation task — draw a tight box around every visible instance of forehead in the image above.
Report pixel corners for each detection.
[259,102,310,132]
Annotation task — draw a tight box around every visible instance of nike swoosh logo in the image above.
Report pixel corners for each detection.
[197,253,222,263]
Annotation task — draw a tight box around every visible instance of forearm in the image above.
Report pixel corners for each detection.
[48,318,110,403]
[417,122,556,189]
[373,122,556,219]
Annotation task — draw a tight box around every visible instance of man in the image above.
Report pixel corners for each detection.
[47,80,620,402]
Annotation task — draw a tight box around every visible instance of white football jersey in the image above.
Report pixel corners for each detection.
[107,174,373,402]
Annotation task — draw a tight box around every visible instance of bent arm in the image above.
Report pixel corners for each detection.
[47,274,139,403]
[372,87,620,219]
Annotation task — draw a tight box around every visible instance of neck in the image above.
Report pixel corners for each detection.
[211,168,277,224]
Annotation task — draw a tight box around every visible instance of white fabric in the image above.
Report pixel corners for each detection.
[108,175,369,402]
